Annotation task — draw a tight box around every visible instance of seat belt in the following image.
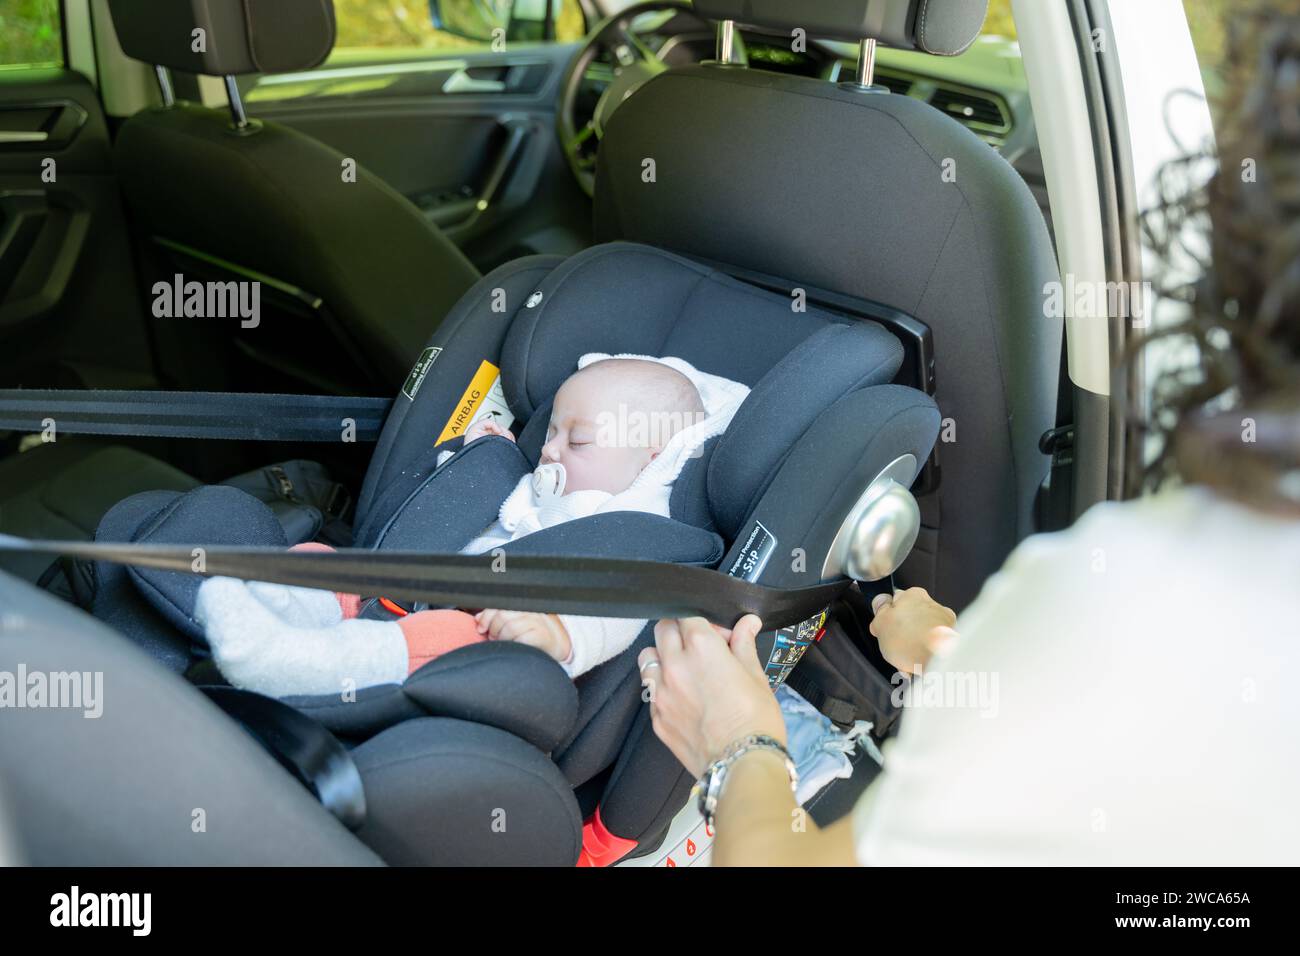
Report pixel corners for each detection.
[0,389,393,442]
[1036,344,1075,531]
[0,535,849,630]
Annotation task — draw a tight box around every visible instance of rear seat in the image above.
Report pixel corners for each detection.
[0,441,196,583]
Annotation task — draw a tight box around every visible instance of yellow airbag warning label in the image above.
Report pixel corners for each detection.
[437,360,516,444]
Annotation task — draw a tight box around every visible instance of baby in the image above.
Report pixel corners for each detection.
[197,357,727,698]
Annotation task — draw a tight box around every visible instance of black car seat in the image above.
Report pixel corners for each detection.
[68,239,940,866]
[611,0,1063,611]
[105,0,481,391]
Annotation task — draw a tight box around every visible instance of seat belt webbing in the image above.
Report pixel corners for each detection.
[0,535,849,630]
[0,389,393,442]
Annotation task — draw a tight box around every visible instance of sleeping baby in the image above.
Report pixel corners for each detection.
[195,354,749,698]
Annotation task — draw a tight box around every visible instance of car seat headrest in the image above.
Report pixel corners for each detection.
[706,323,904,539]
[694,0,987,55]
[496,243,905,542]
[107,0,337,76]
[595,63,1024,314]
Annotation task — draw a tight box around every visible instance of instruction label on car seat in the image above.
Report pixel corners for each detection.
[763,610,828,686]
[402,347,442,401]
[436,359,516,444]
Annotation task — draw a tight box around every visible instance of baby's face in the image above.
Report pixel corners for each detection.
[539,371,658,495]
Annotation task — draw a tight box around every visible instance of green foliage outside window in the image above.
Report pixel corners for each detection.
[0,0,62,67]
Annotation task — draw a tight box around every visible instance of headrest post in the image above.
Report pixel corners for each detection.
[838,37,888,95]
[854,38,877,87]
[224,75,249,130]
[716,20,738,65]
[154,66,176,107]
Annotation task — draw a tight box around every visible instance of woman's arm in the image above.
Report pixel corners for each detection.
[712,748,858,867]
[640,615,861,866]
[643,600,957,867]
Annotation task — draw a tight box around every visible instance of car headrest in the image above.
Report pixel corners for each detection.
[107,0,337,76]
[694,0,987,55]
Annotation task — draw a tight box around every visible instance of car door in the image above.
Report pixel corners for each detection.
[0,2,153,392]
[226,0,598,274]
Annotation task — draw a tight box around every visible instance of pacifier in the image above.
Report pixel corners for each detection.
[531,461,567,501]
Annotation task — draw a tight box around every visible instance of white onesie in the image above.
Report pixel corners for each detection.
[449,352,751,676]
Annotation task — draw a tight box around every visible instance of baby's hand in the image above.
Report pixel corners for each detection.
[475,609,571,663]
[464,417,515,443]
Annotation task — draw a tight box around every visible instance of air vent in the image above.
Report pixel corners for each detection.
[930,85,1011,143]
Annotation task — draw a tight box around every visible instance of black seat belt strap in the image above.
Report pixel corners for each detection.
[0,535,850,630]
[0,389,393,443]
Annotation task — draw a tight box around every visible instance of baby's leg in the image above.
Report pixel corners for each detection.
[289,542,489,671]
[290,543,489,671]
[288,542,361,618]
[399,610,488,674]
[196,576,408,697]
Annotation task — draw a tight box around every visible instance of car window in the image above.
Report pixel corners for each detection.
[0,0,62,69]
[328,0,586,66]
[1182,0,1229,112]
[983,0,1016,41]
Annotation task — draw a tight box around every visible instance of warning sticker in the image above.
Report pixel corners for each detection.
[436,359,516,444]
[402,346,442,401]
[763,609,828,686]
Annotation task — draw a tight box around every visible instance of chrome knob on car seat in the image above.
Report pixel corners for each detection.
[821,455,921,582]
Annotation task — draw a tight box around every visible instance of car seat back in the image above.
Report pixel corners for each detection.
[0,570,383,865]
[596,0,1063,612]
[104,0,481,391]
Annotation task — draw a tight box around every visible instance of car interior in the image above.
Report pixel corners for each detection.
[0,0,1068,866]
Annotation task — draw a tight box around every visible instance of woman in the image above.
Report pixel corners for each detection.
[640,2,1300,866]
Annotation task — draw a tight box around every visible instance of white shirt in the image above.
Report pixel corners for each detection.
[853,486,1300,865]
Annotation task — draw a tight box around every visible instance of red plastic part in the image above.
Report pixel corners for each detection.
[576,806,638,867]
[378,597,409,617]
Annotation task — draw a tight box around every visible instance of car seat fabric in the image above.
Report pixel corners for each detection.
[0,571,383,865]
[107,0,338,77]
[0,441,197,585]
[113,102,482,388]
[595,65,1063,611]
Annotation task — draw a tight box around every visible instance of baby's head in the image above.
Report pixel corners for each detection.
[540,359,705,494]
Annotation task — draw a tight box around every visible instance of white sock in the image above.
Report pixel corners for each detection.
[195,577,408,698]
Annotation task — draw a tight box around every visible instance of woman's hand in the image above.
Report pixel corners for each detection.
[869,587,958,675]
[639,615,784,778]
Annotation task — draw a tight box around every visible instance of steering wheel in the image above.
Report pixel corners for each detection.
[557,1,735,198]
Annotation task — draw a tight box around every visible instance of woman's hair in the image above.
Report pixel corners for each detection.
[1135,0,1300,513]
